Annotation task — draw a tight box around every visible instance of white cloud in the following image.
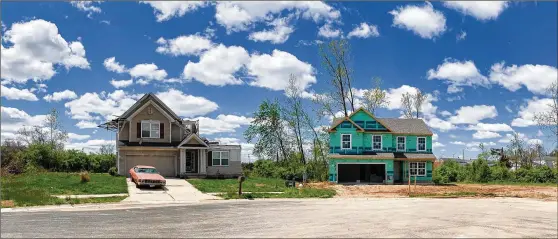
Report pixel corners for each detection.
[456,30,467,41]
[103,57,127,73]
[141,1,209,22]
[427,58,489,92]
[1,106,48,140]
[527,138,543,145]
[433,133,439,141]
[443,1,508,21]
[68,132,91,141]
[43,90,78,102]
[449,105,498,124]
[66,139,113,152]
[183,44,249,86]
[1,19,90,84]
[450,141,466,145]
[433,142,445,148]
[425,117,456,132]
[381,85,438,118]
[1,85,39,101]
[489,62,557,95]
[389,2,446,39]
[318,22,342,38]
[472,131,501,139]
[65,90,143,121]
[347,22,380,39]
[247,49,316,91]
[70,1,102,18]
[75,120,99,129]
[110,79,134,88]
[440,110,452,117]
[189,114,253,135]
[466,123,514,132]
[129,63,168,83]
[215,1,340,32]
[156,35,213,56]
[511,97,553,127]
[248,17,294,44]
[156,88,218,117]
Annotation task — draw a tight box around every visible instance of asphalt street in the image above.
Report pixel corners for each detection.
[2,198,557,238]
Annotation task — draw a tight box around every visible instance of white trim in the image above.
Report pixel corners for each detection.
[396,136,406,151]
[177,133,209,148]
[335,162,387,184]
[417,137,426,152]
[340,134,352,150]
[372,135,382,151]
[129,100,175,123]
[409,161,426,176]
[211,151,229,166]
[169,119,172,143]
[141,120,160,138]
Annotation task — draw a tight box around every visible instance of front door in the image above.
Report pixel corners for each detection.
[185,151,197,173]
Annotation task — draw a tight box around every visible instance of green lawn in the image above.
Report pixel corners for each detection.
[1,172,128,207]
[219,188,337,200]
[458,181,558,187]
[187,177,287,193]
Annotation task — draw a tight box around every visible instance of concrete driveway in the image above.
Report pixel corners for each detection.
[122,178,219,203]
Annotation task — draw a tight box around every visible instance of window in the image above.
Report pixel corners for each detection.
[141,120,160,138]
[212,151,229,166]
[417,137,426,151]
[372,135,382,150]
[397,136,406,151]
[341,134,352,149]
[409,162,426,176]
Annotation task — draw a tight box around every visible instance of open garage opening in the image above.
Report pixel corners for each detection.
[337,164,386,184]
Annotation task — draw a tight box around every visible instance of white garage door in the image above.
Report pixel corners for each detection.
[126,155,176,177]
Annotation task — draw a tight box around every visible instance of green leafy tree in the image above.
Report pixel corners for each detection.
[245,100,289,161]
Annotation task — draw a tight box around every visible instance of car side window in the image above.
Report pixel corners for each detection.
[133,167,138,172]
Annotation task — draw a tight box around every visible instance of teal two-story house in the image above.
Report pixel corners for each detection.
[328,108,436,184]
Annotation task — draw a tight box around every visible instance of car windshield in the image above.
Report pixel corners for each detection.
[136,168,158,174]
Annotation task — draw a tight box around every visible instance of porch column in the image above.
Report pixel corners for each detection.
[180,149,185,173]
[200,149,206,174]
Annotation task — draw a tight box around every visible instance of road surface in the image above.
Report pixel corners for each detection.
[2,198,557,238]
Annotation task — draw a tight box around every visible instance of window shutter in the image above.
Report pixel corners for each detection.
[136,122,141,138]
[160,123,164,139]
[207,151,212,166]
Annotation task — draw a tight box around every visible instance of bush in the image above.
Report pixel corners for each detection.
[526,166,555,183]
[490,165,511,181]
[433,159,461,184]
[108,167,118,176]
[80,171,91,183]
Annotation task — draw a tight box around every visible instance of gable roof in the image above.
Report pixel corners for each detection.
[177,133,209,148]
[328,117,365,132]
[376,118,433,135]
[329,107,390,132]
[120,93,182,122]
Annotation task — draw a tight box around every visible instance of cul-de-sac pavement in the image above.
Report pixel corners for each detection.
[2,197,557,238]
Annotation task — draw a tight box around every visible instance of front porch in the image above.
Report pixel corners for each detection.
[179,148,208,178]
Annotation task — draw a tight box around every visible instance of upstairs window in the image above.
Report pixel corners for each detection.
[397,136,406,151]
[372,135,382,150]
[141,120,160,138]
[410,162,426,176]
[417,137,426,151]
[341,134,352,149]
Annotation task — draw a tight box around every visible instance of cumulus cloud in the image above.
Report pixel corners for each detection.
[103,57,127,73]
[183,44,250,86]
[43,90,78,102]
[156,35,213,56]
[1,106,48,140]
[389,2,446,39]
[427,58,489,93]
[448,105,498,124]
[472,131,501,139]
[443,1,508,21]
[489,62,557,95]
[188,114,253,135]
[1,19,90,84]
[129,63,168,84]
[66,139,114,152]
[70,1,102,18]
[1,85,39,101]
[110,79,134,89]
[68,132,91,141]
[75,120,99,129]
[248,17,294,44]
[466,123,514,132]
[141,1,209,22]
[347,22,380,38]
[65,90,143,121]
[511,97,553,127]
[155,89,219,117]
[318,22,342,38]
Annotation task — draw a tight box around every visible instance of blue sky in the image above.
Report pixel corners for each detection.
[1,1,557,161]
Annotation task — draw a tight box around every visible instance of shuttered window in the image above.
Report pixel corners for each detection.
[141,120,160,138]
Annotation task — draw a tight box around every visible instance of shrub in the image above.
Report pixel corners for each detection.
[490,165,511,181]
[527,166,555,183]
[80,171,91,183]
[108,167,118,176]
[433,159,461,184]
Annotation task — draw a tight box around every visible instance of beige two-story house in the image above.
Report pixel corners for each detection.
[101,93,242,178]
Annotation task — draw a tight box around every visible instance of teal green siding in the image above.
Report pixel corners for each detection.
[329,133,433,154]
[402,161,433,182]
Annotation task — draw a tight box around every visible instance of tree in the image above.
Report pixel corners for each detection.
[284,74,307,164]
[534,82,558,144]
[401,92,414,119]
[244,100,289,161]
[317,39,356,117]
[401,89,428,119]
[507,133,526,169]
[99,144,115,155]
[16,108,68,149]
[362,77,388,115]
[413,89,428,118]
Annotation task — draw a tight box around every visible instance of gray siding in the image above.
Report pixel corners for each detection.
[206,147,242,176]
[171,124,182,142]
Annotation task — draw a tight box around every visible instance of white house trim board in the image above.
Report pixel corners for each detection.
[177,133,209,148]
[128,100,175,123]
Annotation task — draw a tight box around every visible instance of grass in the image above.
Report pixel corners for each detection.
[187,177,287,193]
[409,191,497,198]
[1,196,127,208]
[457,181,558,187]
[219,188,337,200]
[1,172,128,207]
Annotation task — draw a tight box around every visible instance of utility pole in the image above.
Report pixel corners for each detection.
[463,149,465,161]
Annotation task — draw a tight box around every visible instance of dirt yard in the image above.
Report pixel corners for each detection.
[307,182,558,201]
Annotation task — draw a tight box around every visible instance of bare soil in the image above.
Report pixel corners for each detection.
[306,182,558,201]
